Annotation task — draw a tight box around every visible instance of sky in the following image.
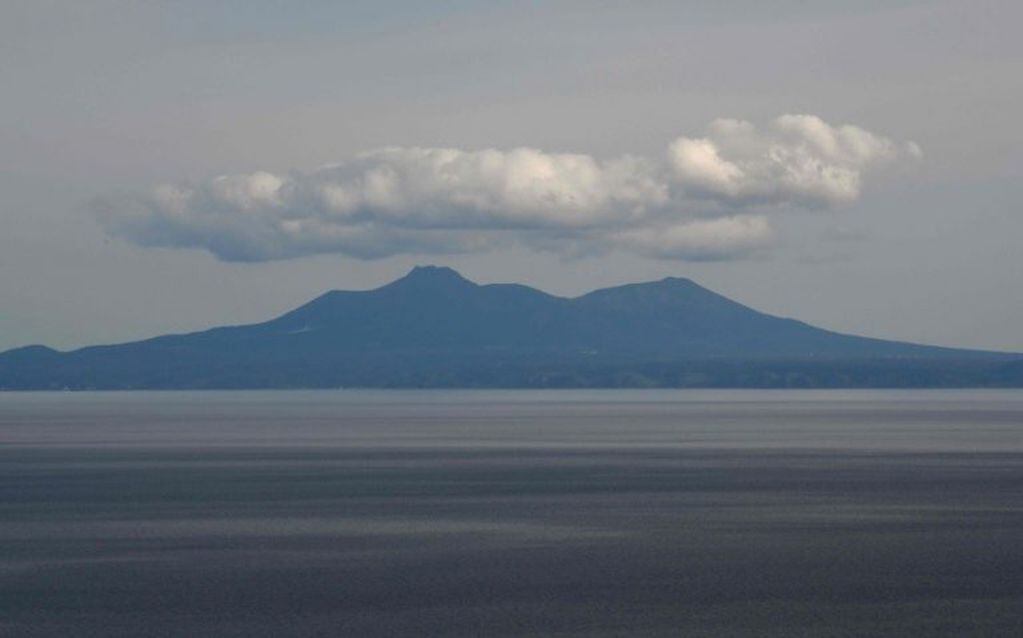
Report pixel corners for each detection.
[1,0,1021,352]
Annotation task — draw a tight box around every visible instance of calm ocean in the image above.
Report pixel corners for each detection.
[2,390,1021,636]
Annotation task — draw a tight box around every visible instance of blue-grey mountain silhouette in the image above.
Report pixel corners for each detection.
[2,266,1020,389]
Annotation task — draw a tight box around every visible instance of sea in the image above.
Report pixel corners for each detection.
[2,390,1021,637]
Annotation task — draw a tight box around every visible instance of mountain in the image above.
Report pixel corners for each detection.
[2,266,1021,389]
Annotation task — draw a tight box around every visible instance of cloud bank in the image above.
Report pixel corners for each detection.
[94,115,919,262]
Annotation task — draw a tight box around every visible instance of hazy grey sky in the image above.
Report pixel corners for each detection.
[2,0,1021,352]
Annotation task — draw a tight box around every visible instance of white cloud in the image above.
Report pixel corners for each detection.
[306,147,667,229]
[615,216,773,261]
[94,115,919,262]
[668,114,919,208]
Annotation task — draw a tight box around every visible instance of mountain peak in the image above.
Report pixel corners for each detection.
[386,265,476,291]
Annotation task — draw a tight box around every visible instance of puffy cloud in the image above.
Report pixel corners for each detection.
[94,115,918,262]
[304,147,667,229]
[668,114,918,208]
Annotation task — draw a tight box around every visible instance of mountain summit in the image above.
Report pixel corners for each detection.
[1,267,1020,389]
[383,265,476,291]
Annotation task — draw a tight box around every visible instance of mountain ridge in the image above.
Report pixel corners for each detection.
[2,266,1020,389]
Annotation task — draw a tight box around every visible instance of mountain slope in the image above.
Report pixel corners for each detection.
[1,266,1020,389]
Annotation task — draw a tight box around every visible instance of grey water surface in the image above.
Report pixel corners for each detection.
[2,390,1022,636]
